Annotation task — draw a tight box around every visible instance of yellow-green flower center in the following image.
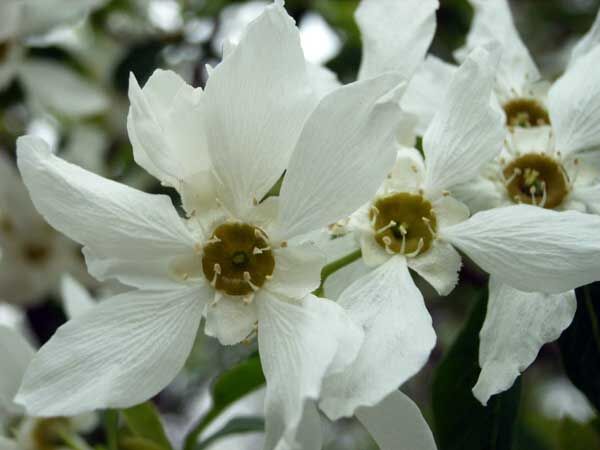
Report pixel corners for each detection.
[503,98,550,128]
[503,153,569,209]
[370,193,437,257]
[202,223,275,296]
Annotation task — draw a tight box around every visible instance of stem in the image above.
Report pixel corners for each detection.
[313,248,362,297]
[104,409,119,450]
[184,408,222,450]
[57,429,94,450]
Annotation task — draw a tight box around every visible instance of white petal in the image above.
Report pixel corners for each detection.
[0,437,18,450]
[257,292,363,450]
[356,391,438,450]
[570,9,600,65]
[61,274,95,320]
[407,240,462,296]
[18,59,108,118]
[203,3,317,217]
[0,1,22,41]
[266,243,325,301]
[320,257,435,419]
[473,278,576,405]
[572,183,600,214]
[355,0,439,80]
[19,0,102,36]
[62,125,108,175]
[401,56,457,135]
[324,259,371,301]
[455,0,539,97]
[433,195,470,229]
[305,62,341,99]
[548,45,600,155]
[443,204,600,293]
[204,295,258,346]
[423,47,504,196]
[0,325,34,413]
[277,73,405,240]
[16,136,195,289]
[359,232,390,267]
[16,286,206,416]
[127,70,207,187]
[452,176,504,213]
[388,147,426,192]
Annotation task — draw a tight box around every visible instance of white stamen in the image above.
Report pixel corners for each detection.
[211,291,223,307]
[405,238,424,258]
[504,168,521,186]
[382,236,395,255]
[422,217,436,237]
[206,235,222,245]
[376,220,397,234]
[242,293,255,305]
[243,271,259,292]
[529,185,537,206]
[210,263,221,287]
[539,181,547,208]
[253,246,271,255]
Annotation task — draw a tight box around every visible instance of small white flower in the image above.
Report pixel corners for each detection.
[14,4,406,449]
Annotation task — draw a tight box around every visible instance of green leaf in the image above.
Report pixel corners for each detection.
[195,416,265,450]
[432,289,522,450]
[104,410,119,450]
[183,355,265,450]
[559,282,600,412]
[120,436,167,450]
[558,418,600,450]
[122,402,173,450]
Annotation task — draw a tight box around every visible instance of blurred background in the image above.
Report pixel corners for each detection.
[1,0,600,449]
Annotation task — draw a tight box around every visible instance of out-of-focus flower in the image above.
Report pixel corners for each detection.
[535,377,595,424]
[14,3,407,449]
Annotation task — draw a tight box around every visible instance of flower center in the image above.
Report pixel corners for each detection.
[503,153,569,208]
[503,98,550,128]
[32,418,69,450]
[370,193,437,257]
[202,222,275,296]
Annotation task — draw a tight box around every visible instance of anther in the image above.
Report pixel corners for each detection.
[376,220,397,235]
[422,217,436,237]
[206,235,222,245]
[253,245,271,255]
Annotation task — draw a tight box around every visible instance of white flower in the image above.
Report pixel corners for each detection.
[14,3,406,449]
[0,0,108,118]
[0,154,91,306]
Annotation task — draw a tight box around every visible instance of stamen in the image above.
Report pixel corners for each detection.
[382,236,395,255]
[399,233,406,254]
[422,217,436,237]
[405,238,424,257]
[243,271,259,292]
[504,167,521,186]
[529,185,537,206]
[242,293,254,305]
[539,181,548,208]
[253,245,271,255]
[210,263,221,287]
[211,291,223,307]
[206,235,222,245]
[376,220,397,235]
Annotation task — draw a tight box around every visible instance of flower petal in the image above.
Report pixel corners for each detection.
[423,47,504,196]
[127,70,206,187]
[18,59,108,118]
[277,73,405,240]
[19,0,101,36]
[306,62,341,99]
[257,292,363,450]
[16,286,206,416]
[407,241,462,296]
[548,45,600,155]
[355,0,438,80]
[203,3,317,217]
[443,204,600,293]
[433,195,470,229]
[16,136,195,289]
[0,325,34,413]
[204,295,258,346]
[61,274,95,320]
[388,147,426,193]
[320,256,435,419]
[401,55,457,135]
[455,0,539,97]
[356,391,438,450]
[570,9,600,65]
[0,1,22,41]
[0,437,18,450]
[266,243,325,300]
[473,277,576,405]
[572,184,600,214]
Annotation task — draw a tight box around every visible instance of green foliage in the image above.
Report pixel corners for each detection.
[558,418,600,450]
[196,416,265,449]
[122,402,173,450]
[433,289,522,450]
[559,282,600,412]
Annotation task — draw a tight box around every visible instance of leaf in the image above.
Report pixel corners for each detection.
[432,289,522,450]
[558,282,600,411]
[183,355,265,450]
[122,402,173,450]
[558,418,600,450]
[104,410,119,450]
[196,416,265,450]
[120,436,167,450]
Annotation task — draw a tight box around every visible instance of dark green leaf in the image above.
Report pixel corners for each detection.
[104,410,119,450]
[196,416,265,450]
[122,402,173,450]
[558,418,600,450]
[559,282,600,412]
[433,289,522,450]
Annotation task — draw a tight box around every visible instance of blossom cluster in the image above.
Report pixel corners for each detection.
[1,1,600,449]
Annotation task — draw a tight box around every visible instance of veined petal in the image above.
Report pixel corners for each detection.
[443,205,600,293]
[407,241,462,296]
[572,184,600,214]
[204,295,258,346]
[61,274,95,320]
[203,3,317,217]
[401,55,457,135]
[306,62,341,99]
[16,286,206,416]
[548,45,600,155]
[277,73,405,240]
[423,47,504,196]
[473,278,576,405]
[388,147,426,193]
[320,256,435,419]
[356,391,438,450]
[455,0,540,97]
[19,0,102,37]
[18,59,108,118]
[257,292,363,450]
[0,326,35,413]
[570,9,600,65]
[16,136,196,289]
[127,70,207,188]
[355,0,439,80]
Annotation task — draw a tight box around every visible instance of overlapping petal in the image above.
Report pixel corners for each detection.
[473,277,576,405]
[16,286,206,416]
[443,205,600,293]
[320,256,435,419]
[570,9,600,64]
[572,184,600,214]
[61,274,96,320]
[204,295,259,346]
[0,326,34,413]
[407,241,462,296]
